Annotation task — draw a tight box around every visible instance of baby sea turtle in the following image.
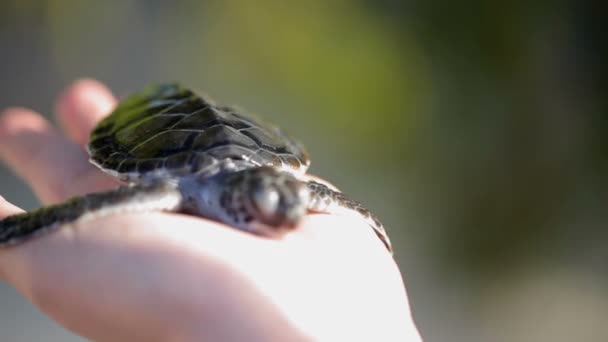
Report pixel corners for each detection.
[0,84,392,253]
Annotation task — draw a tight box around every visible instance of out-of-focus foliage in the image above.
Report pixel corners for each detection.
[0,1,607,341]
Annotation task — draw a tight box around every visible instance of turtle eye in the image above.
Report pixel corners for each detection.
[252,186,280,220]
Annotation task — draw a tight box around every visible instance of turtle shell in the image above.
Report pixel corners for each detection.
[88,84,310,182]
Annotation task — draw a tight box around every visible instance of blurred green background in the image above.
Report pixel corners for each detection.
[1,1,607,341]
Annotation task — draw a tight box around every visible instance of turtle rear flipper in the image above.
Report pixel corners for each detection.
[0,183,182,247]
[306,181,392,254]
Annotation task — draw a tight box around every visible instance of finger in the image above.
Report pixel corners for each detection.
[0,195,24,218]
[0,196,25,281]
[0,108,118,204]
[55,79,116,145]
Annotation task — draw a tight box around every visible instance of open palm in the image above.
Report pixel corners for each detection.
[0,80,420,341]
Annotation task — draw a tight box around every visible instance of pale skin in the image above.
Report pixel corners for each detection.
[0,79,422,341]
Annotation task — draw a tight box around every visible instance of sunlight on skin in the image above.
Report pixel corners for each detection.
[0,80,422,341]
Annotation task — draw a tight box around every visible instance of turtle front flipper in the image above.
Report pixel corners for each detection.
[0,183,182,247]
[306,181,393,254]
[180,166,310,236]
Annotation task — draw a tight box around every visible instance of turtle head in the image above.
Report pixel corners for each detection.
[218,167,310,235]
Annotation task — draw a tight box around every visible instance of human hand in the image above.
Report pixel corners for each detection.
[0,79,421,341]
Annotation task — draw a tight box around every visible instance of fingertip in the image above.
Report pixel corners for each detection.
[56,78,116,118]
[0,195,25,218]
[58,78,114,104]
[0,107,52,151]
[55,78,116,145]
[0,107,49,144]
